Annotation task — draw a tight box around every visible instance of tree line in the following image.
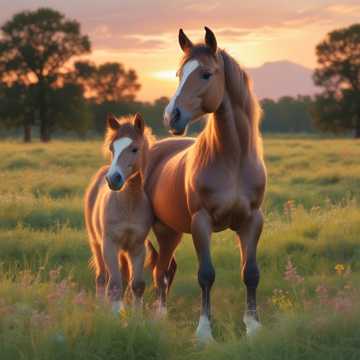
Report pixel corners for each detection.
[0,8,359,141]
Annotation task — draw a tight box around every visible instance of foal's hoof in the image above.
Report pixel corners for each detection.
[195,316,214,343]
[112,300,125,315]
[154,305,167,320]
[243,314,262,336]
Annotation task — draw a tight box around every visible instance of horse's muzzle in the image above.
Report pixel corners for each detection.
[165,107,191,136]
[105,172,124,191]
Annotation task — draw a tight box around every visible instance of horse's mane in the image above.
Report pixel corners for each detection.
[185,47,263,171]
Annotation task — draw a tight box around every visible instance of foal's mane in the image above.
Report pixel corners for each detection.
[181,47,263,170]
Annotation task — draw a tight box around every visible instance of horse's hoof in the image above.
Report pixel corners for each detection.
[112,300,125,315]
[243,314,262,336]
[153,304,167,320]
[195,315,214,343]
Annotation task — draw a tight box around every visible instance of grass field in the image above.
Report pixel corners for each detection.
[1,137,360,359]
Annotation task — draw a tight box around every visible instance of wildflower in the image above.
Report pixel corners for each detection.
[333,295,352,313]
[73,290,88,306]
[49,266,62,282]
[316,284,329,305]
[271,289,293,312]
[335,264,345,275]
[283,200,295,222]
[30,310,52,328]
[284,258,304,284]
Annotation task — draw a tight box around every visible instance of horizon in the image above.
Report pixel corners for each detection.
[0,0,359,101]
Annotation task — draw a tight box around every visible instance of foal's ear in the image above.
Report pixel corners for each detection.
[204,26,217,54]
[133,113,144,135]
[179,29,193,53]
[107,113,119,130]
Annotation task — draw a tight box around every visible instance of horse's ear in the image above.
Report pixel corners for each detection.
[179,29,193,53]
[107,113,119,130]
[204,26,217,54]
[133,113,144,135]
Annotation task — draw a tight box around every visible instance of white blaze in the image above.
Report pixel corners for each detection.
[107,137,133,179]
[164,60,200,122]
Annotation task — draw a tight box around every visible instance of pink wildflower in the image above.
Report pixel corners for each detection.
[284,258,304,284]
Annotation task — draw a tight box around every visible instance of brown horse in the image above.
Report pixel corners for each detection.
[144,27,266,341]
[84,113,156,313]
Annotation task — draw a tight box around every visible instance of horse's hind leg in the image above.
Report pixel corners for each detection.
[128,242,146,308]
[152,221,182,317]
[236,209,263,336]
[90,242,108,299]
[102,238,124,314]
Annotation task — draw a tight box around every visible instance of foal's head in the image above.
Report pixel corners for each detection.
[104,113,149,191]
[164,27,225,135]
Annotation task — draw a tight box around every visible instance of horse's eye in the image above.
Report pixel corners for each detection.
[202,72,212,80]
[132,148,138,154]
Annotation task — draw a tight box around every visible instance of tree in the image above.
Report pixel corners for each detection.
[47,82,92,137]
[72,61,141,103]
[0,8,91,141]
[313,24,360,138]
[0,82,36,142]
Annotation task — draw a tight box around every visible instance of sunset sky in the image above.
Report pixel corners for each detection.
[0,0,359,101]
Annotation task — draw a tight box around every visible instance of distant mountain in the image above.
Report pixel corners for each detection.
[246,60,320,100]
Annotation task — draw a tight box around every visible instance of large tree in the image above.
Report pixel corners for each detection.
[0,8,91,141]
[72,61,141,103]
[313,24,360,138]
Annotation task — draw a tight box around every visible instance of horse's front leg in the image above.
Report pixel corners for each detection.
[191,209,215,342]
[236,209,263,336]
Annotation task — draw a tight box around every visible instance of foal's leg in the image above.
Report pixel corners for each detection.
[119,252,130,296]
[152,221,181,317]
[191,210,215,342]
[128,242,146,309]
[102,238,124,314]
[236,209,263,336]
[90,242,107,299]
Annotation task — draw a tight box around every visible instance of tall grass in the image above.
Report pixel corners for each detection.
[0,138,360,359]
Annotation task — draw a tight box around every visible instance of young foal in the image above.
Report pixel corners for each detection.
[145,28,266,341]
[84,113,154,313]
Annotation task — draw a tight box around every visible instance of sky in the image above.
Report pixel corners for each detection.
[0,0,359,101]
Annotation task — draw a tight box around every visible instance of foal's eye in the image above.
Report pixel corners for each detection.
[202,72,212,80]
[132,148,138,154]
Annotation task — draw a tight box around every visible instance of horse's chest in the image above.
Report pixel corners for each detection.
[197,170,264,231]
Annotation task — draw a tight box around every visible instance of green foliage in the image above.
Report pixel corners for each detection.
[313,23,360,137]
[72,61,141,103]
[261,96,315,133]
[0,138,360,359]
[0,8,91,141]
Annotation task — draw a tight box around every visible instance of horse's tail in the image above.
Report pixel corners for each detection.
[145,239,177,292]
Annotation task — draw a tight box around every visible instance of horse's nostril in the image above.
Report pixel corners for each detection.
[113,173,122,184]
[173,107,181,123]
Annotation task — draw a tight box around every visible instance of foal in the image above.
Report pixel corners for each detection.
[84,113,154,312]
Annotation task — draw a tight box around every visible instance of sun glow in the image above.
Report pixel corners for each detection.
[151,70,177,81]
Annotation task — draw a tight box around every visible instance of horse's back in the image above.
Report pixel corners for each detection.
[144,137,194,187]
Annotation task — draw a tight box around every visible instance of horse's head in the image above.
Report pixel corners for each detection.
[104,113,146,191]
[164,27,225,135]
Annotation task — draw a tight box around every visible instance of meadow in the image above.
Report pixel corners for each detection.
[0,137,360,359]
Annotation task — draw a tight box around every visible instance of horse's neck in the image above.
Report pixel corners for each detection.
[122,172,143,196]
[205,91,250,164]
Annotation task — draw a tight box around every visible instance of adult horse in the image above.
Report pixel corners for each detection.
[145,27,266,341]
